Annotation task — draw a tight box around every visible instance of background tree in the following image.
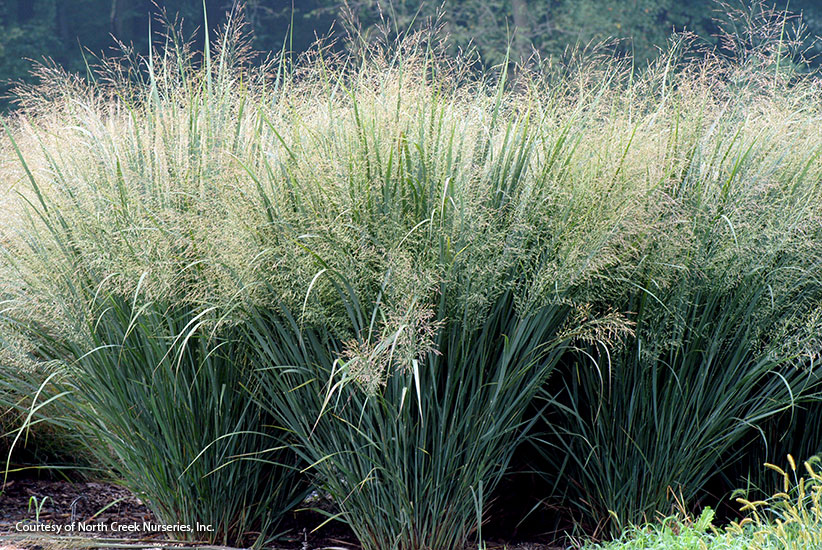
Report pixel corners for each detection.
[0,0,818,110]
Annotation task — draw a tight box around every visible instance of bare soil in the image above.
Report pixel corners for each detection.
[0,479,153,536]
[0,479,564,550]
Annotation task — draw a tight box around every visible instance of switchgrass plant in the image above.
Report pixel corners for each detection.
[58,299,305,545]
[532,33,822,533]
[0,350,94,480]
[226,23,695,550]
[0,4,821,550]
[0,11,307,545]
[245,295,592,550]
[239,46,642,550]
[542,268,821,533]
[0,191,93,480]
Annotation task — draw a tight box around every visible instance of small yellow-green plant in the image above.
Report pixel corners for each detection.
[584,458,822,550]
[728,456,822,549]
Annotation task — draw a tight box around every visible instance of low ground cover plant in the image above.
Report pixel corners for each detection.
[583,457,822,550]
[0,3,820,549]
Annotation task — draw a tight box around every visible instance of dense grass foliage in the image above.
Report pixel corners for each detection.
[58,300,305,545]
[0,19,310,546]
[0,9,821,550]
[534,90,822,527]
[0,351,93,477]
[237,36,641,550]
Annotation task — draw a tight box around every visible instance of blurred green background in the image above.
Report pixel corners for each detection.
[1,1,820,109]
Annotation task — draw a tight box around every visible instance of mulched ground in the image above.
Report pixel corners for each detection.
[0,479,154,538]
[0,479,564,549]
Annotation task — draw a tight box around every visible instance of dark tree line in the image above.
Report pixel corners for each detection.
[0,0,819,108]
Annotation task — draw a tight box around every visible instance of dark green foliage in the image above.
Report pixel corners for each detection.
[540,273,821,532]
[245,293,573,550]
[0,354,95,479]
[56,300,307,545]
[527,53,822,531]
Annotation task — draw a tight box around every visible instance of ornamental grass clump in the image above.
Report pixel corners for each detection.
[0,340,91,477]
[240,33,645,550]
[532,20,822,534]
[0,13,307,545]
